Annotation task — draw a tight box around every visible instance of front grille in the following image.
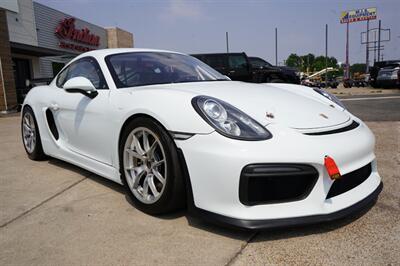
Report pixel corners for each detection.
[304,121,360,136]
[239,164,319,206]
[327,163,372,199]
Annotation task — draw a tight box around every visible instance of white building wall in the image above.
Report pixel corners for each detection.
[6,0,38,46]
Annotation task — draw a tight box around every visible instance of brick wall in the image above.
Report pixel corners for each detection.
[0,9,17,112]
[106,27,134,48]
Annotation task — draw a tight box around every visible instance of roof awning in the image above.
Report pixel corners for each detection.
[10,42,78,57]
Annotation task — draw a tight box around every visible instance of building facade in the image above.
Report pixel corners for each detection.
[0,0,133,112]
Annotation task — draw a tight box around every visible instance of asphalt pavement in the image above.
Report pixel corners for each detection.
[340,94,400,121]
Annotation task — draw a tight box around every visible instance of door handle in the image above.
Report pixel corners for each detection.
[50,103,59,111]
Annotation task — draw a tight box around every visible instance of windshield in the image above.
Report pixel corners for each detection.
[106,52,229,88]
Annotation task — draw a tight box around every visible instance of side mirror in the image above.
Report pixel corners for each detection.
[63,77,98,99]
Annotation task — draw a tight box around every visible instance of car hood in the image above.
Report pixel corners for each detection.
[127,81,350,130]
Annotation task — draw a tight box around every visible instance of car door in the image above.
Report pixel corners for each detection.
[227,54,252,81]
[202,54,229,75]
[51,57,113,165]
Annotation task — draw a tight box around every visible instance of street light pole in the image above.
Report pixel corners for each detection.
[366,19,370,73]
[275,27,278,66]
[325,24,328,84]
[225,32,229,54]
[377,20,381,62]
[374,31,377,63]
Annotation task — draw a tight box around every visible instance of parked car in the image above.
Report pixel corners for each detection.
[22,48,382,230]
[248,56,300,84]
[370,60,400,87]
[191,52,299,84]
[376,64,400,88]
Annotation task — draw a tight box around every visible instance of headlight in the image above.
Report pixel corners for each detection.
[313,88,346,109]
[192,96,272,140]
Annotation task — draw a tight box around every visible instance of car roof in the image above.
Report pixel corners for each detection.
[74,48,186,60]
[191,52,246,56]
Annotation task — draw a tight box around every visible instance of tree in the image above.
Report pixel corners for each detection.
[286,53,338,73]
[350,63,366,74]
[286,54,302,69]
[300,53,315,72]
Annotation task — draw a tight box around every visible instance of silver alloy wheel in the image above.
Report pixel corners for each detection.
[22,112,36,153]
[123,127,167,204]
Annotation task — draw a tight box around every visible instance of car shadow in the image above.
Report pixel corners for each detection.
[47,157,125,194]
[251,200,376,243]
[46,157,378,241]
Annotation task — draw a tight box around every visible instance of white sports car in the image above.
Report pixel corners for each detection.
[22,49,382,229]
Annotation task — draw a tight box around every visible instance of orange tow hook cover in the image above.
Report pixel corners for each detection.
[324,156,341,180]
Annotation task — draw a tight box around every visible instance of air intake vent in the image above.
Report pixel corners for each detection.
[304,121,359,136]
[327,163,372,199]
[46,109,59,140]
[239,164,319,206]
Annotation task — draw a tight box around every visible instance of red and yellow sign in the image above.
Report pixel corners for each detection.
[340,7,377,24]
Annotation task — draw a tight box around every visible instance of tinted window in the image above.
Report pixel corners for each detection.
[229,55,248,69]
[106,52,229,88]
[56,57,108,90]
[203,55,227,69]
[249,58,271,68]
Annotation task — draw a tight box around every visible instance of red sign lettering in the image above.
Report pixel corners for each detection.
[55,18,100,49]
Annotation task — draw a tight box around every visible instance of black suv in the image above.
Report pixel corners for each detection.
[191,53,299,84]
[248,56,300,84]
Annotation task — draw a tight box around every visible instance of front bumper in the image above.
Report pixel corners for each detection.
[176,119,382,228]
[190,182,382,230]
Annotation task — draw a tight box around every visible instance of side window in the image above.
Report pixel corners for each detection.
[56,57,108,90]
[229,55,248,69]
[250,59,265,68]
[56,66,69,88]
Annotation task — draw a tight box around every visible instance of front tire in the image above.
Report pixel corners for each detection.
[21,106,46,160]
[119,117,185,215]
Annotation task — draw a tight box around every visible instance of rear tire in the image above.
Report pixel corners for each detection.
[21,106,46,160]
[119,117,185,215]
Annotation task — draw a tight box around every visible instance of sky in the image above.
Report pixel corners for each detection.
[36,0,400,66]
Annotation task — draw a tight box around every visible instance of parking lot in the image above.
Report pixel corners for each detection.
[0,94,399,265]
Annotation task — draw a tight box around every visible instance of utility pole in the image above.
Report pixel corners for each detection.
[345,22,349,79]
[225,32,229,53]
[275,27,278,66]
[377,20,381,62]
[366,19,370,73]
[325,24,328,84]
[374,31,377,63]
